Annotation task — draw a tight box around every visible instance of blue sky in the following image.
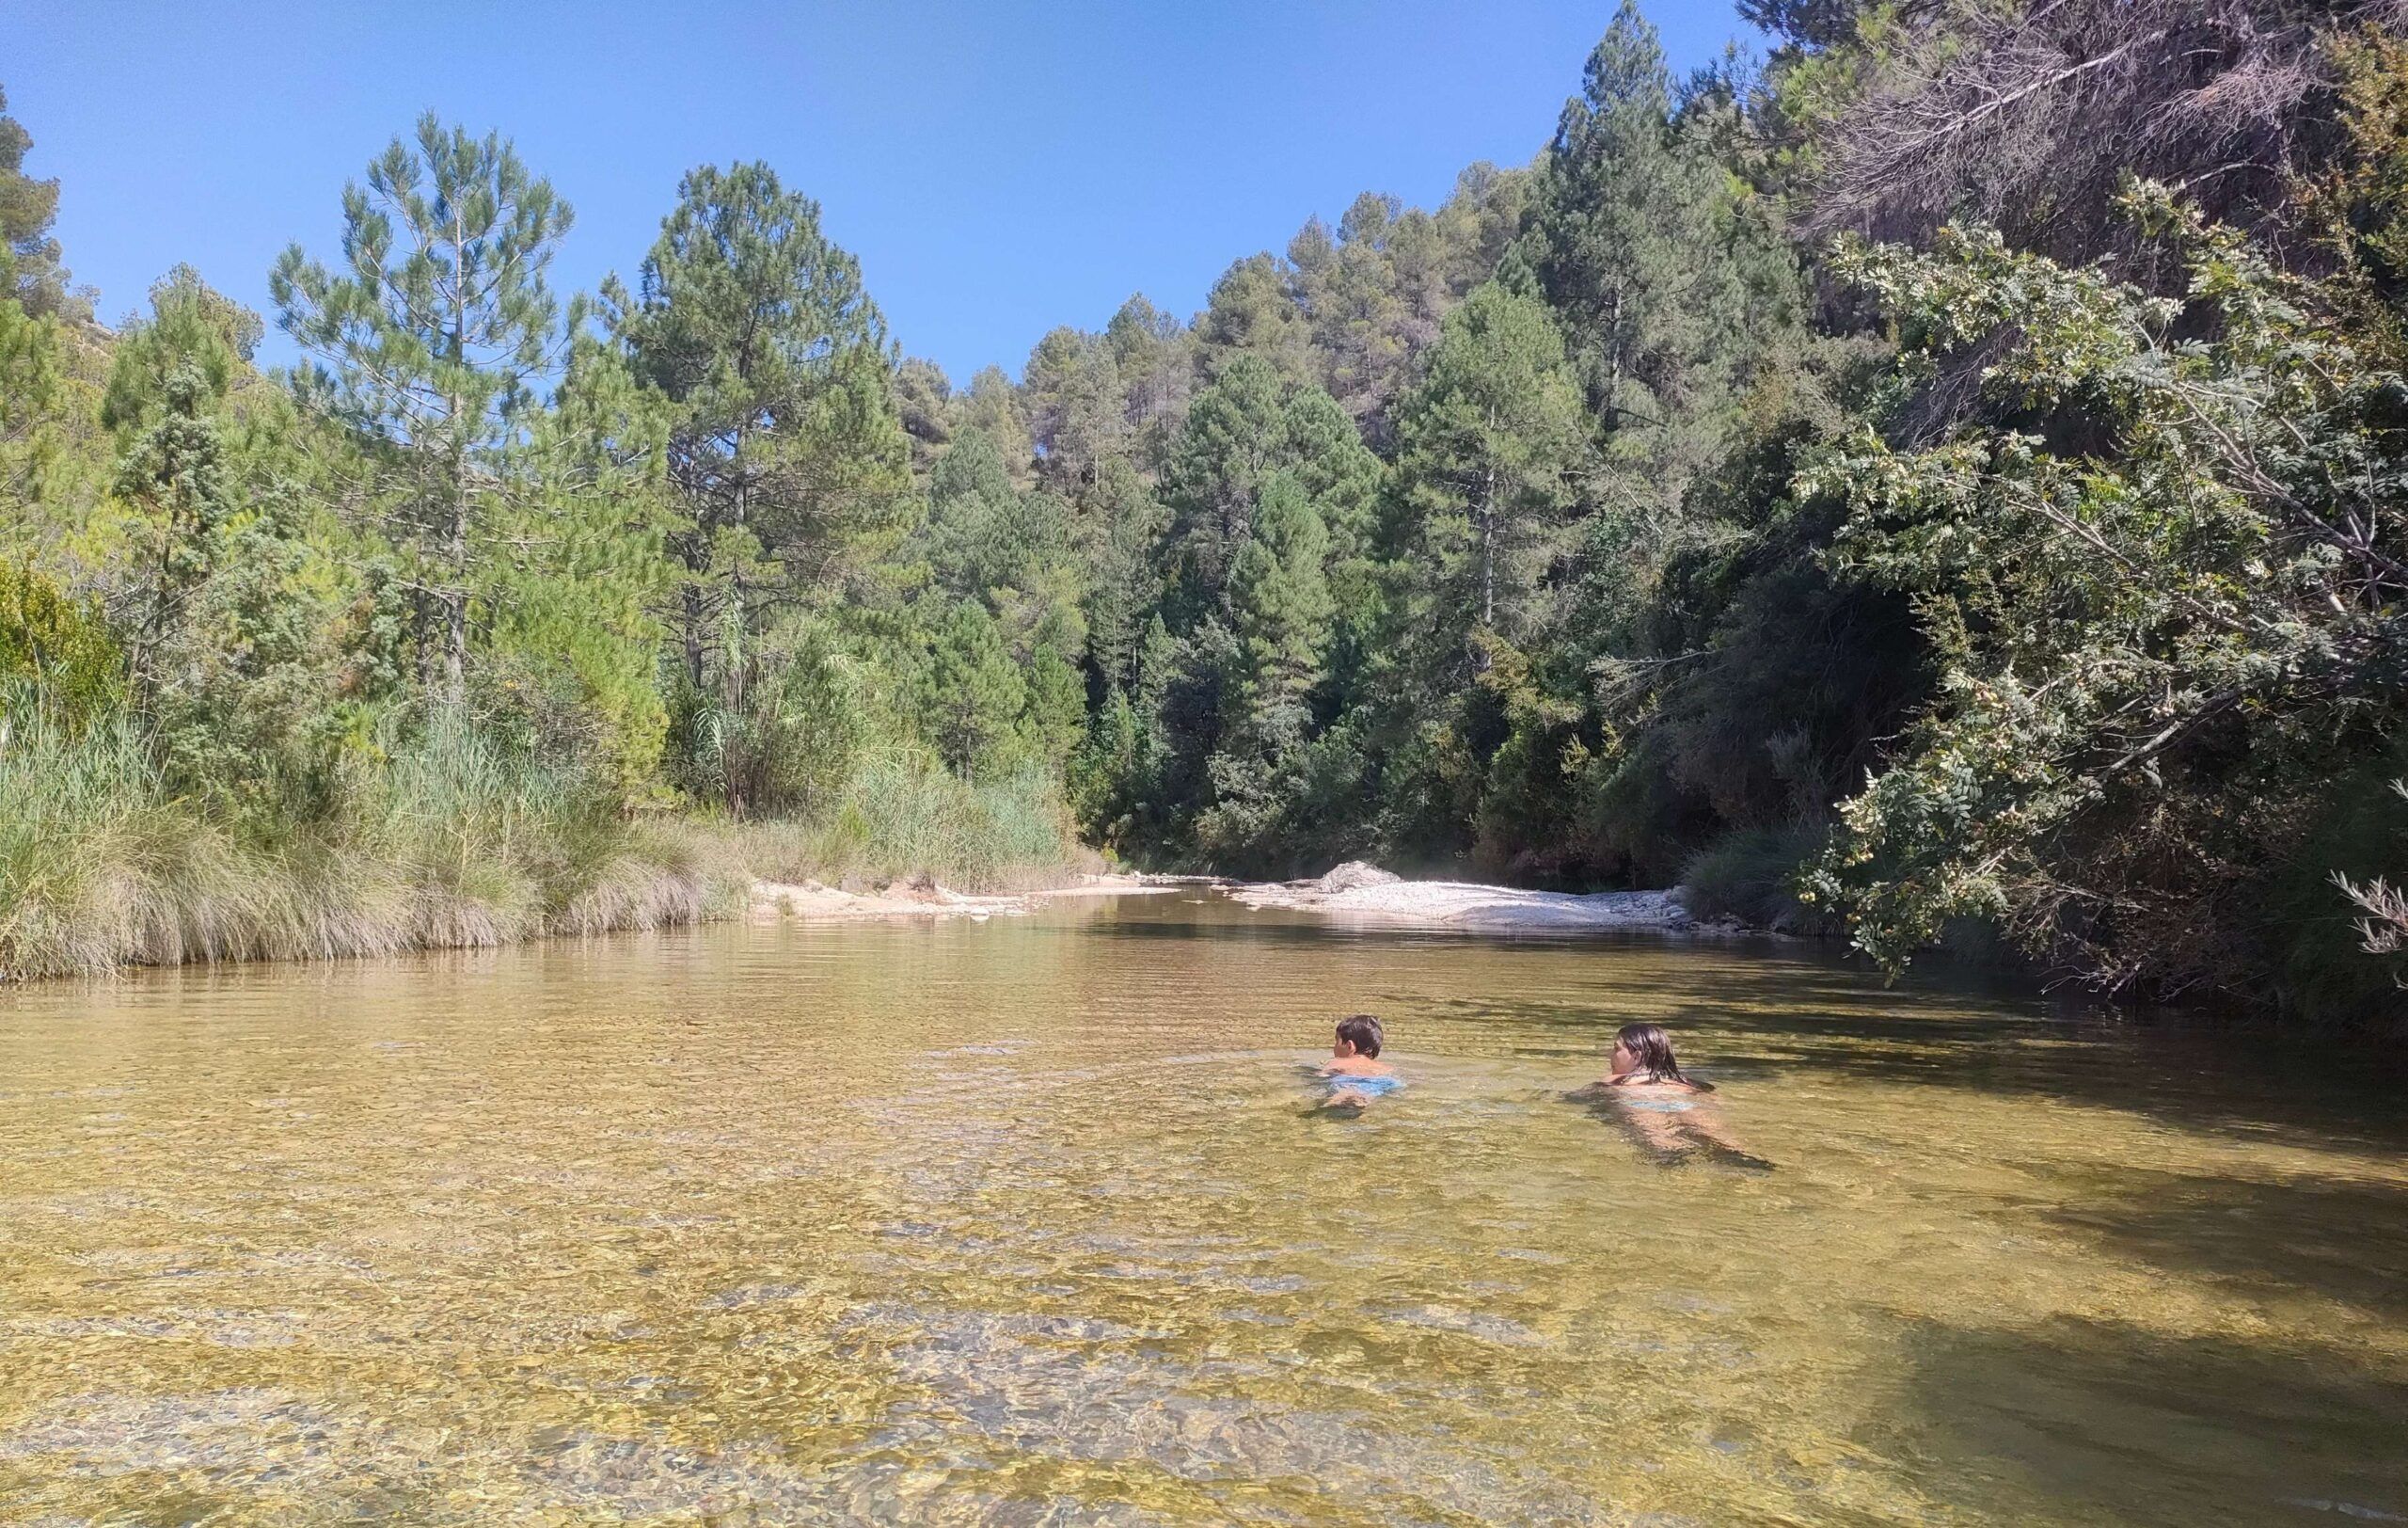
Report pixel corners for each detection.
[10,2,1756,385]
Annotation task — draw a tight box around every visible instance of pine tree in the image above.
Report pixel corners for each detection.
[0,258,69,522]
[1224,472,1336,734]
[110,365,232,700]
[1159,359,1377,622]
[1024,641,1087,766]
[607,160,911,764]
[1076,457,1169,692]
[1022,325,1124,491]
[924,427,1023,600]
[0,86,82,320]
[1513,2,1747,438]
[483,336,678,799]
[1390,284,1591,647]
[101,267,256,435]
[1195,253,1315,385]
[272,113,572,707]
[1102,294,1191,458]
[922,598,1029,774]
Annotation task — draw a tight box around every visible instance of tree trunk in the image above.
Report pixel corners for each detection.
[443,460,467,708]
[442,209,470,709]
[721,428,752,815]
[1480,406,1499,631]
[681,581,706,689]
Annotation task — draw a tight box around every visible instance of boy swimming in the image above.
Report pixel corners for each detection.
[1319,1013,1400,1112]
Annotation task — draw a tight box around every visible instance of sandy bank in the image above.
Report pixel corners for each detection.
[747,872,1175,923]
[1228,866,1694,932]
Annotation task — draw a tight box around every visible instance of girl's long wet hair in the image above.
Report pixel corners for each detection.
[1616,1023,1713,1090]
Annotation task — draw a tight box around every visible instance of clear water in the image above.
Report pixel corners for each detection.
[2,891,2402,1525]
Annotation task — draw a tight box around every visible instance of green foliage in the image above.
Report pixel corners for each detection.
[0,84,81,319]
[1681,822,1840,933]
[1516,2,1753,438]
[607,161,913,810]
[1390,283,1592,646]
[101,265,258,431]
[1160,358,1377,621]
[919,598,1031,775]
[272,113,574,704]
[1226,473,1335,726]
[0,562,121,726]
[143,494,382,824]
[9,8,2405,1028]
[111,364,234,694]
[1800,194,2408,998]
[0,272,71,517]
[752,756,1082,893]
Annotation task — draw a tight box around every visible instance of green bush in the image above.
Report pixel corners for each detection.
[0,562,121,727]
[1680,823,1842,934]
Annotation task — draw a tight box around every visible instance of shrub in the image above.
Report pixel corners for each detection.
[1681,823,1843,934]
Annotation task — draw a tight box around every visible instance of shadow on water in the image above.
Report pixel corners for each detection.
[1417,987,2406,1157]
[1070,890,2408,1153]
[2042,1168,2408,1320]
[1887,1313,2408,1526]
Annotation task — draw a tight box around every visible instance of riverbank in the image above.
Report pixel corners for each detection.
[740,863,1718,932]
[746,872,1171,923]
[0,724,1095,980]
[1228,864,1702,932]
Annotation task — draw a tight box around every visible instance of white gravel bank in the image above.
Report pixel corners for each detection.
[1228,872,1691,931]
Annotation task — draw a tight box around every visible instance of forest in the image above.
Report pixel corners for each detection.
[3,0,2405,1023]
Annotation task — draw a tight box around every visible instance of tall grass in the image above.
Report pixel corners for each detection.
[732,755,1098,893]
[0,717,1087,980]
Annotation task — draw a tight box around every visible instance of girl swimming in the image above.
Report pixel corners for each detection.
[1585,1024,1768,1169]
[1599,1022,1713,1104]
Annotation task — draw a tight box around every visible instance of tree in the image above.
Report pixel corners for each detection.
[272,113,573,707]
[607,161,912,807]
[1103,294,1191,459]
[1195,253,1315,385]
[0,86,82,320]
[1076,457,1169,692]
[894,356,954,470]
[100,266,261,433]
[1800,194,2408,1001]
[1224,472,1335,733]
[923,427,1024,600]
[481,338,677,799]
[1515,3,1750,439]
[1159,358,1376,621]
[1390,284,1590,645]
[953,365,1034,476]
[921,598,1028,774]
[0,263,69,522]
[0,560,119,727]
[1022,325,1124,491]
[1797,0,2401,267]
[109,365,233,699]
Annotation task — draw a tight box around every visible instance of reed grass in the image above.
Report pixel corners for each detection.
[731,756,1095,893]
[0,719,1086,980]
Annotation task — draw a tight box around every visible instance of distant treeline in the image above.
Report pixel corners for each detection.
[3,0,2405,1017]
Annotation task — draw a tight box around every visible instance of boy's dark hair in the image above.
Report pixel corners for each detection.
[1336,1013,1384,1058]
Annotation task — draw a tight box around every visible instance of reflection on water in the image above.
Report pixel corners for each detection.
[1,891,2402,1524]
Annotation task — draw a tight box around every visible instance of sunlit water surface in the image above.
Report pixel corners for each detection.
[2,891,2403,1525]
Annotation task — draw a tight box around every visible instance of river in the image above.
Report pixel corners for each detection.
[2,889,2402,1524]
